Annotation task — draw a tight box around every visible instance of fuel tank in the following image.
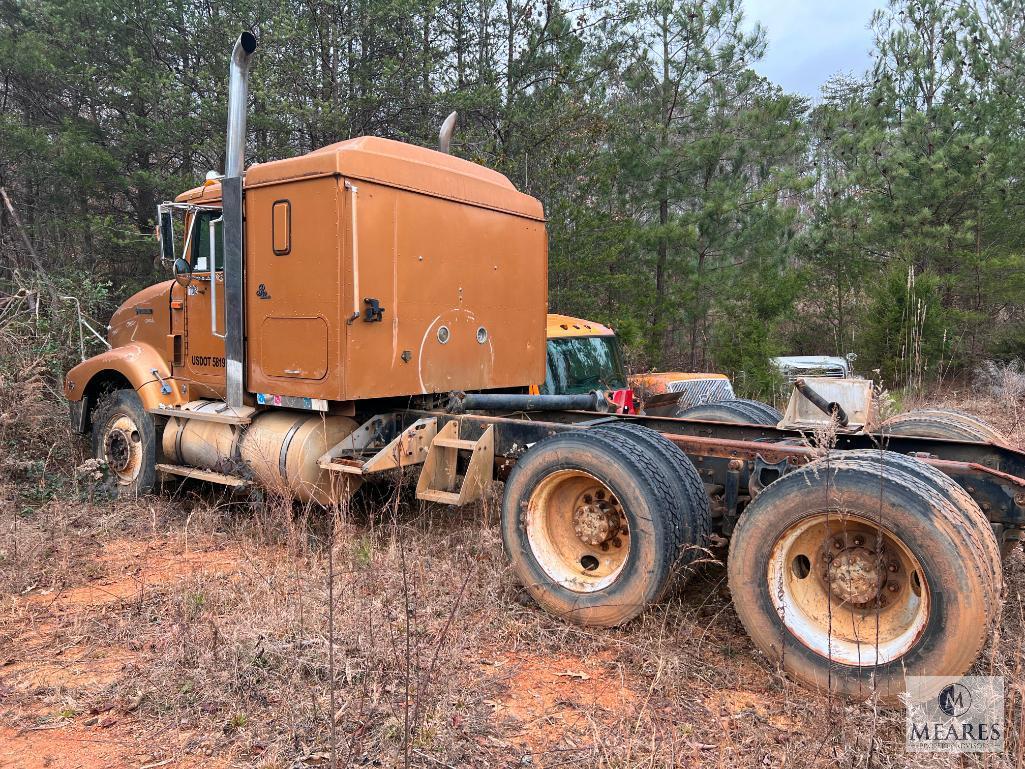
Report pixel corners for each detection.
[162,401,359,504]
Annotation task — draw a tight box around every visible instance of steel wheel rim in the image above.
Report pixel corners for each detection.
[526,469,631,593]
[767,512,930,665]
[102,414,144,484]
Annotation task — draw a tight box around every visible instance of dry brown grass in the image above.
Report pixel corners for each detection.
[3,359,1025,766]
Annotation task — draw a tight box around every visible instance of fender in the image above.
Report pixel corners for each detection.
[64,343,187,433]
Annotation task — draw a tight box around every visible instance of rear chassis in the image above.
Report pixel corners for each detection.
[364,407,1025,554]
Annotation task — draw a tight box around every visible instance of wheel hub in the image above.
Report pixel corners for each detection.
[105,429,132,473]
[573,501,620,546]
[826,547,882,604]
[101,414,143,484]
[768,514,929,666]
[525,471,632,594]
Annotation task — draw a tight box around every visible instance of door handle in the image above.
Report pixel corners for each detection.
[345,181,361,324]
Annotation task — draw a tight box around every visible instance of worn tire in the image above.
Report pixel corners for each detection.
[728,452,1000,702]
[879,408,1005,443]
[502,430,688,627]
[593,422,711,580]
[677,398,782,426]
[826,449,1003,581]
[91,389,157,498]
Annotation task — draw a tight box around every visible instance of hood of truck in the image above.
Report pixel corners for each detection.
[108,280,173,348]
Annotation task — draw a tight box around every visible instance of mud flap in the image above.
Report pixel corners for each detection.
[69,397,88,433]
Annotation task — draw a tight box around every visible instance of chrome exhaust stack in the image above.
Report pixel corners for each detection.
[222,31,257,408]
[225,31,257,177]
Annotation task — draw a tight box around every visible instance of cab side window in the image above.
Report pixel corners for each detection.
[190,212,223,272]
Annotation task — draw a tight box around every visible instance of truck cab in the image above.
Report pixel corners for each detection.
[539,315,634,412]
[539,313,735,416]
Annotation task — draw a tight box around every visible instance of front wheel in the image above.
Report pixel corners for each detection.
[728,452,1001,703]
[91,389,157,498]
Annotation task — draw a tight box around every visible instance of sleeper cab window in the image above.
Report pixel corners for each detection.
[272,200,291,255]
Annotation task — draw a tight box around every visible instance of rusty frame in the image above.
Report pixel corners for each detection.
[391,409,1025,539]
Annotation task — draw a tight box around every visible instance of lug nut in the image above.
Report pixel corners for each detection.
[834,540,844,549]
[888,563,898,573]
[888,583,899,593]
[853,536,863,546]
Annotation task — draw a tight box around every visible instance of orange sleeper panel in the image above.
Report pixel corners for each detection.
[199,137,547,403]
[245,177,343,399]
[341,180,547,399]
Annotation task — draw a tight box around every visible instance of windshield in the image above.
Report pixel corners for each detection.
[543,335,627,395]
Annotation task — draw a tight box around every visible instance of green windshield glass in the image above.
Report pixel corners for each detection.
[543,335,627,395]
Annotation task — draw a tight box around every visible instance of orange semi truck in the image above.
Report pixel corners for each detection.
[63,32,1025,702]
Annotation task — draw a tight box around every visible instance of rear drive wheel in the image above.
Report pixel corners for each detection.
[879,408,1005,443]
[827,449,1003,578]
[593,422,711,581]
[502,430,687,627]
[728,453,1000,703]
[91,389,157,498]
[677,398,782,426]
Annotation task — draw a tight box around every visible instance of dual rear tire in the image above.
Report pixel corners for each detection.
[879,407,1005,443]
[501,424,710,627]
[727,450,1002,702]
[506,432,1003,702]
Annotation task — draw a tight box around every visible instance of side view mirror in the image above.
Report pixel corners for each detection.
[172,257,193,287]
[158,207,176,263]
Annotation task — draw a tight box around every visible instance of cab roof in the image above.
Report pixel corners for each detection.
[178,136,543,220]
[546,314,615,339]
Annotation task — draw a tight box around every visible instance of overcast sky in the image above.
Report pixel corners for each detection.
[742,0,886,97]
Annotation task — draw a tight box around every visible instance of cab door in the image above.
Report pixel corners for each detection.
[172,211,227,398]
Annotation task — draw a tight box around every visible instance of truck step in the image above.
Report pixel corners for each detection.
[416,489,462,505]
[431,436,479,450]
[415,422,495,506]
[156,463,248,487]
[321,456,369,474]
[148,404,256,425]
[318,416,435,476]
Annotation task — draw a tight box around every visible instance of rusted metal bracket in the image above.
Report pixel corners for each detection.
[416,421,495,505]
